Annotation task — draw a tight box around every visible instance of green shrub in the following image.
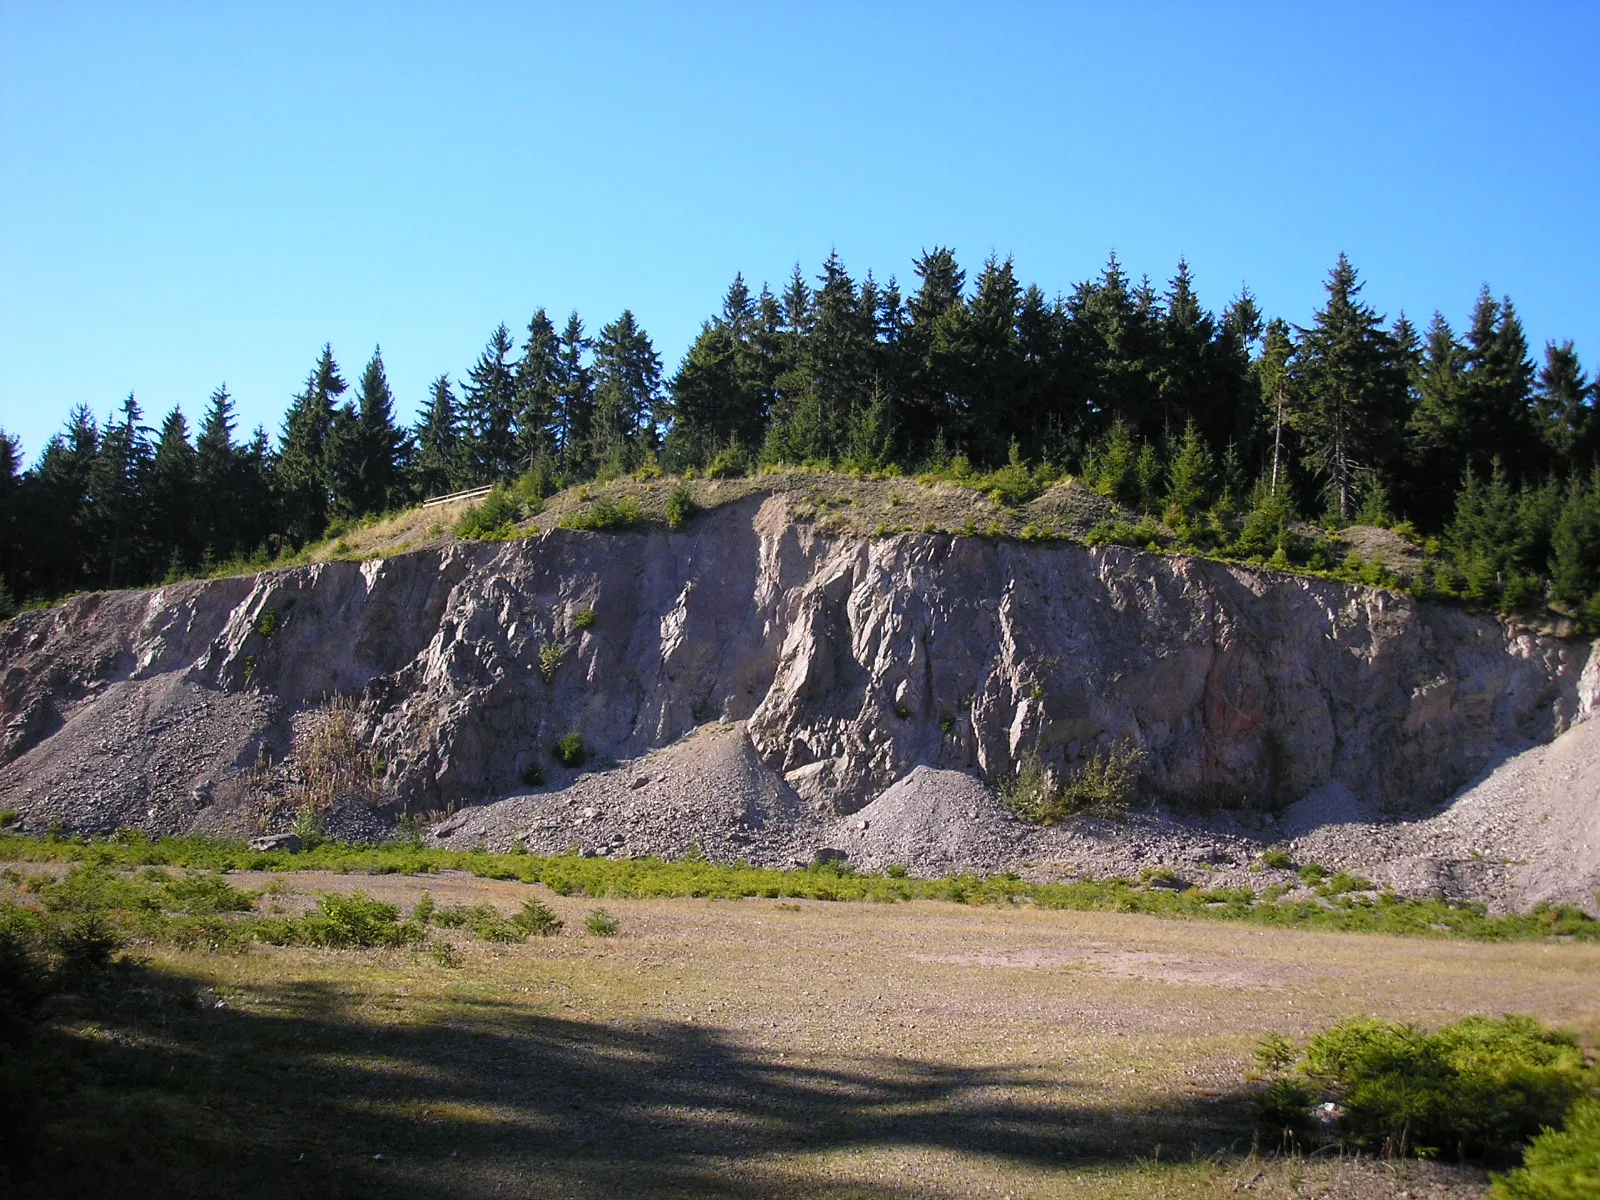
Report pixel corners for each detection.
[665,483,697,529]
[1002,742,1145,824]
[1296,1015,1595,1159]
[560,493,641,531]
[585,907,619,937]
[262,893,422,948]
[159,872,255,915]
[254,608,279,638]
[553,731,586,768]
[1299,862,1329,885]
[511,898,563,937]
[1492,1097,1600,1199]
[1253,1077,1318,1145]
[521,761,545,787]
[1260,847,1293,870]
[573,607,597,630]
[454,486,524,540]
[538,641,567,682]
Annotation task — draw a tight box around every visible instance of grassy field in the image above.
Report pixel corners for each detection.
[5,850,1597,1198]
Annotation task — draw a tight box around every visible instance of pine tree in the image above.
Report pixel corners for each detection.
[552,313,593,473]
[1165,418,1215,531]
[89,393,152,586]
[1288,255,1408,520]
[28,406,99,595]
[277,345,345,545]
[590,310,662,470]
[0,430,20,608]
[1534,341,1592,468]
[460,324,519,483]
[1066,251,1162,441]
[1155,258,1214,439]
[513,310,561,475]
[1461,288,1540,477]
[961,255,1024,462]
[1403,312,1469,528]
[329,346,404,517]
[413,375,463,498]
[666,320,738,469]
[1550,469,1600,621]
[195,384,245,559]
[146,407,197,575]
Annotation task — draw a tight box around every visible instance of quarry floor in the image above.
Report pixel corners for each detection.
[19,867,1600,1199]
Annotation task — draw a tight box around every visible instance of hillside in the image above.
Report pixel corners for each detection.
[1,476,1595,909]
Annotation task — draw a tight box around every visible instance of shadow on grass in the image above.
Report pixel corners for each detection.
[7,958,1254,1199]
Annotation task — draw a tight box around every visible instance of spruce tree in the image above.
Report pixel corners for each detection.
[1403,312,1469,529]
[146,407,197,575]
[335,346,403,516]
[961,255,1024,461]
[1288,254,1408,520]
[513,311,561,474]
[196,384,244,559]
[1550,469,1600,621]
[553,313,593,473]
[666,321,738,469]
[590,310,662,470]
[89,393,152,586]
[1534,340,1591,467]
[28,406,99,595]
[1461,288,1540,477]
[460,324,519,483]
[1165,418,1215,532]
[277,345,345,545]
[0,430,19,608]
[413,375,463,498]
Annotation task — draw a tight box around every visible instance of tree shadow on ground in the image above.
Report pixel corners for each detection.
[9,960,1256,1199]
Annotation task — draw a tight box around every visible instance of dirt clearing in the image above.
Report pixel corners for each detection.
[13,865,1597,1199]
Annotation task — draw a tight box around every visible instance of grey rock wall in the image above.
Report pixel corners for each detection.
[1,493,1592,833]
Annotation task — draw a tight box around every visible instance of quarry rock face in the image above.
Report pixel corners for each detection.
[1,493,1594,834]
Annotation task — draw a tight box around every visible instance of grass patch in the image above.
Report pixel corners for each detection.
[4,832,1600,944]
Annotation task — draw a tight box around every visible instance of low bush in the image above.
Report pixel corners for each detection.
[258,893,423,949]
[1260,1015,1596,1161]
[560,493,641,531]
[665,483,697,529]
[585,907,620,937]
[1001,742,1145,824]
[454,486,524,540]
[553,731,586,768]
[512,898,563,937]
[1492,1096,1600,1199]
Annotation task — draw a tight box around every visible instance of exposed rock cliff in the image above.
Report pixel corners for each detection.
[1,493,1593,840]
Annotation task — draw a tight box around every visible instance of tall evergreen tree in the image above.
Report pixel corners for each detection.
[1288,254,1408,519]
[513,311,561,473]
[329,346,404,517]
[460,324,519,482]
[553,313,593,472]
[89,393,152,586]
[28,406,100,595]
[1461,288,1540,477]
[1534,340,1592,467]
[195,384,246,559]
[277,345,345,545]
[413,375,463,498]
[146,407,197,575]
[0,430,20,609]
[590,310,662,469]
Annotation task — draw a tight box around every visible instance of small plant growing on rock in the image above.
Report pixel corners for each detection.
[521,761,544,787]
[573,607,597,630]
[538,641,567,682]
[665,483,697,529]
[1001,742,1145,824]
[254,608,279,638]
[553,731,586,768]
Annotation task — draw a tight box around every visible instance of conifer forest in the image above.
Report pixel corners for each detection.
[3,250,1598,624]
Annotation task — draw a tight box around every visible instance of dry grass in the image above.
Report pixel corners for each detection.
[13,865,1596,1198]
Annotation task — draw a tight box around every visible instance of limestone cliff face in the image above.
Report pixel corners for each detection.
[1,494,1593,833]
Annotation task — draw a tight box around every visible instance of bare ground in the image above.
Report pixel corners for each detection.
[13,862,1597,1199]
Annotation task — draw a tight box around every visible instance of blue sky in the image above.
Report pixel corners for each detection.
[2,2,1596,463]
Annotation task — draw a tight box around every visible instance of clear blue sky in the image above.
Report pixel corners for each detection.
[2,2,1596,464]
